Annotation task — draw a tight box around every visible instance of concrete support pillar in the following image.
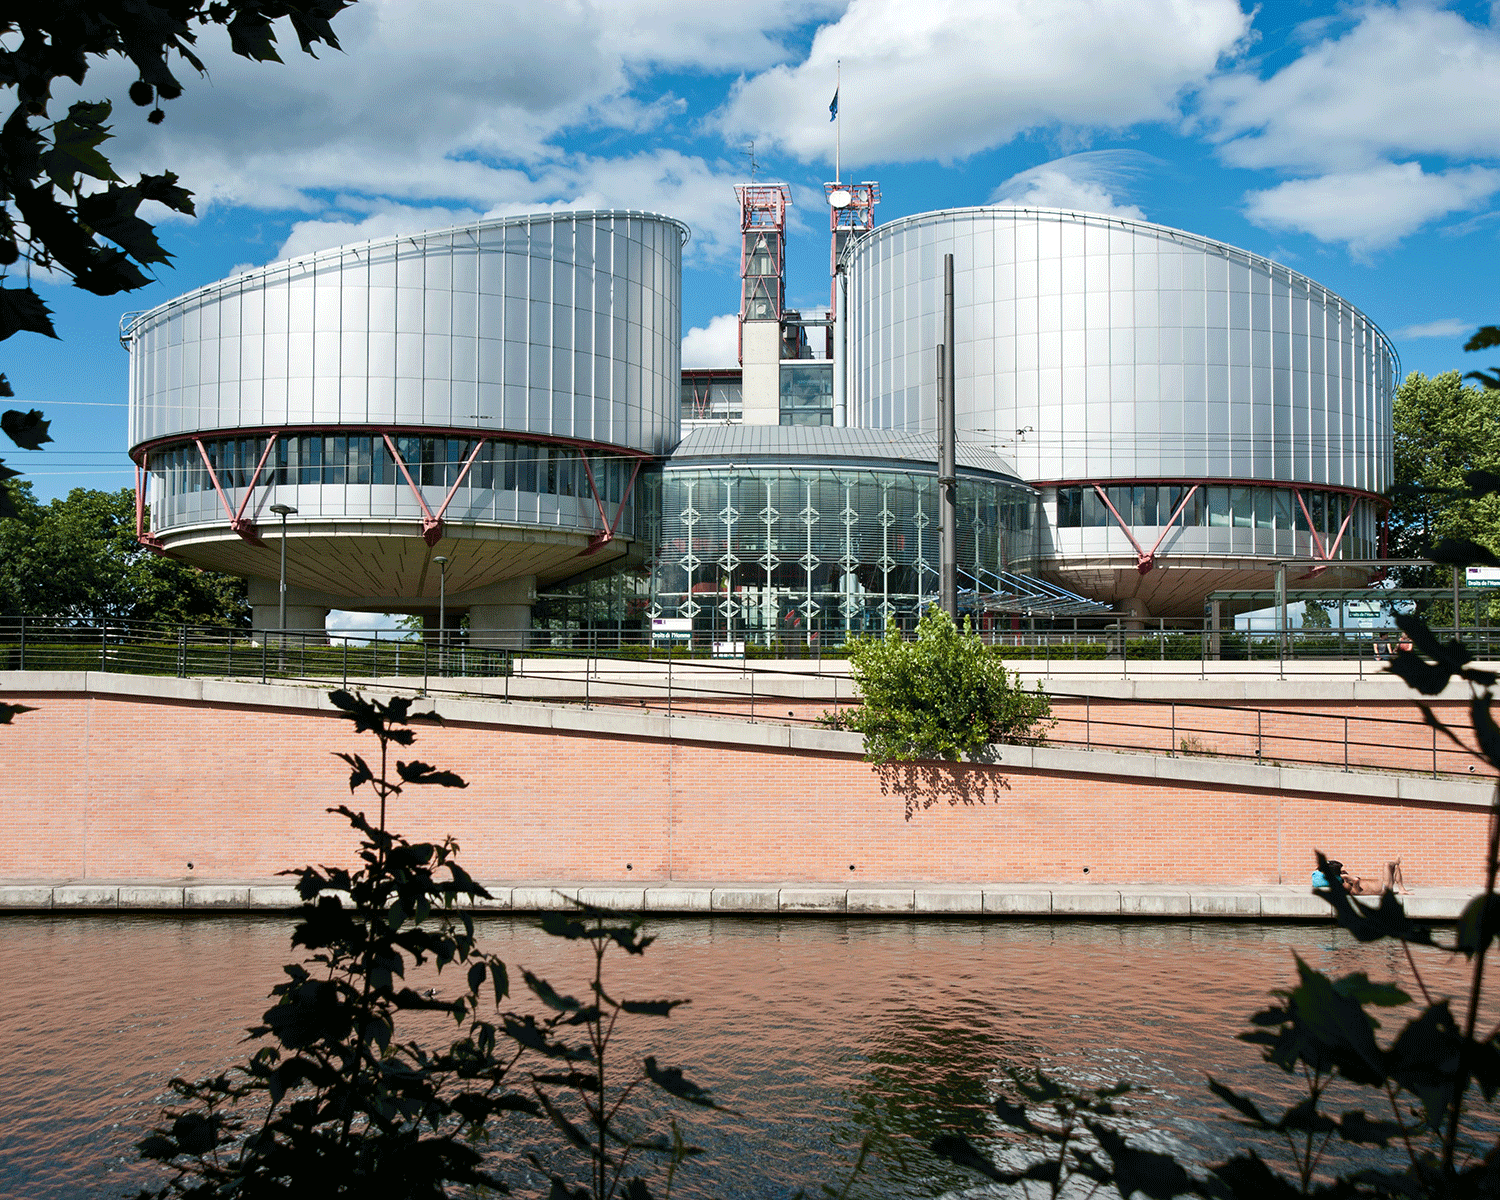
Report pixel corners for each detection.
[468,575,536,649]
[252,604,329,645]
[740,322,782,425]
[1118,596,1149,631]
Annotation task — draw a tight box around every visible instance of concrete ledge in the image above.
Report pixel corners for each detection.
[846,888,916,914]
[643,887,714,913]
[983,888,1052,915]
[120,885,186,909]
[710,887,779,912]
[779,888,847,913]
[0,878,1479,921]
[916,887,984,914]
[54,885,118,908]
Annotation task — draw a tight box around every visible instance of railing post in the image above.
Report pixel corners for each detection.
[1257,709,1263,762]
[1085,694,1091,749]
[667,641,673,717]
[178,625,188,679]
[18,614,24,670]
[343,639,349,688]
[100,626,107,671]
[1344,715,1349,771]
[1170,701,1176,755]
[260,635,268,685]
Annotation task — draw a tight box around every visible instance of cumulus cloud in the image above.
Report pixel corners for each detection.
[989,151,1152,219]
[1244,161,1500,255]
[717,0,1250,167]
[1202,4,1500,173]
[1392,317,1477,340]
[681,314,740,368]
[276,204,487,260]
[68,0,826,264]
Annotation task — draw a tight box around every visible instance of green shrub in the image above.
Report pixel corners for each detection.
[842,606,1053,763]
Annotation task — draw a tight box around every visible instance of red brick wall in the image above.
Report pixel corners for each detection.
[0,691,1489,889]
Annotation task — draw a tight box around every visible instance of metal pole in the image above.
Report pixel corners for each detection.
[434,555,449,679]
[1276,561,1287,676]
[1454,564,1462,639]
[940,253,957,624]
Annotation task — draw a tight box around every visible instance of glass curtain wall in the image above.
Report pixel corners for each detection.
[651,465,1036,647]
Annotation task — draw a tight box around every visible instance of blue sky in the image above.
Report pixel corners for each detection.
[9,0,1500,502]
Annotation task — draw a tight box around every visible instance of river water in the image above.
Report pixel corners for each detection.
[0,913,1468,1198]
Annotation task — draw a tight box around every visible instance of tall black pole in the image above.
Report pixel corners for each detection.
[940,253,957,623]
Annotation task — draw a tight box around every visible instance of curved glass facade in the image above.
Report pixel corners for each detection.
[650,462,1036,644]
[146,432,641,538]
[1052,483,1377,559]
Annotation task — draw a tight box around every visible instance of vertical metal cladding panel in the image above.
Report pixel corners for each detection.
[846,207,1396,495]
[126,211,686,459]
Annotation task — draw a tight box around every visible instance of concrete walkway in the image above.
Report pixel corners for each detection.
[0,880,1476,921]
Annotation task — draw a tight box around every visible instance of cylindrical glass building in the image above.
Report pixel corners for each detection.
[125,211,687,638]
[844,207,1397,616]
[651,427,1038,646]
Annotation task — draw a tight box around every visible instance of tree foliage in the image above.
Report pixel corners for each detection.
[0,483,247,624]
[1388,370,1500,585]
[0,0,351,502]
[135,690,730,1199]
[843,607,1053,764]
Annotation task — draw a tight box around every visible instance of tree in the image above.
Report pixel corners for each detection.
[843,607,1053,764]
[1465,324,1500,391]
[1387,370,1500,583]
[0,483,248,624]
[0,1,351,507]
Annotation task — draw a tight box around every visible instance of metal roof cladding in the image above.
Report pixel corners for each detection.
[665,426,1025,483]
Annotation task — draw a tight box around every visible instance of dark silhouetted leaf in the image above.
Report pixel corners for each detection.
[1455,893,1500,959]
[1338,1109,1407,1146]
[1465,325,1500,352]
[1208,1077,1268,1127]
[1,408,52,449]
[644,1056,734,1111]
[333,751,373,792]
[619,998,688,1016]
[525,969,583,1013]
[1426,537,1500,568]
[0,287,58,341]
[396,759,468,788]
[930,1132,1012,1183]
[1086,1122,1196,1199]
[0,702,36,724]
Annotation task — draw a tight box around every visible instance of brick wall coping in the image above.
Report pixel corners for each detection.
[3,671,1493,811]
[0,880,1478,921]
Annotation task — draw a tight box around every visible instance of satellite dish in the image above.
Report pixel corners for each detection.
[828,189,853,209]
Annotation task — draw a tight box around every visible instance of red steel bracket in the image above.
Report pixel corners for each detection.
[195,438,265,546]
[382,433,445,546]
[133,462,167,553]
[579,455,643,556]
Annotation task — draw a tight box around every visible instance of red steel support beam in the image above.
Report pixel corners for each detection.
[195,438,265,546]
[428,438,488,537]
[579,455,642,556]
[233,433,279,525]
[133,462,166,553]
[1292,489,1329,559]
[381,433,444,546]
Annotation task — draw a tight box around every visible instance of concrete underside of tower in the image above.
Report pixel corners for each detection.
[154,520,632,610]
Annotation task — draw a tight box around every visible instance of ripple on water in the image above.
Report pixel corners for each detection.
[0,914,1482,1198]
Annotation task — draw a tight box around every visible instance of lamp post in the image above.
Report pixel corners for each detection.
[433,555,449,676]
[269,503,297,650]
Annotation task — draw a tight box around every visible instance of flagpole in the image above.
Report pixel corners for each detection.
[835,60,841,184]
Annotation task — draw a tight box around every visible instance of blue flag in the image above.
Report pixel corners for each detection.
[829,89,838,121]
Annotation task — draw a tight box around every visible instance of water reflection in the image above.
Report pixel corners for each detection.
[0,914,1461,1198]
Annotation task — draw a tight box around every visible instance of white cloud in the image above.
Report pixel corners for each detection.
[718,0,1250,167]
[1243,161,1500,254]
[1202,4,1500,173]
[276,204,486,261]
[65,0,825,263]
[989,151,1152,219]
[1392,317,1476,340]
[681,314,740,368]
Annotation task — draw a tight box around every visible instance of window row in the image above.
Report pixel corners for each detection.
[149,435,638,505]
[1056,484,1375,540]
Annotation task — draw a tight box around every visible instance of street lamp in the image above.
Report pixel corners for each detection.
[433,555,449,675]
[269,504,297,645]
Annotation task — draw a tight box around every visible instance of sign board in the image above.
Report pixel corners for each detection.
[1347,603,1382,620]
[651,617,691,642]
[712,641,745,658]
[1467,567,1500,589]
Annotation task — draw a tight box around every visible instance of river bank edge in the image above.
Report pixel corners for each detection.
[0,880,1475,921]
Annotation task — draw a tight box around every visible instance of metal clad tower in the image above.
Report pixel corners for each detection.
[126,211,688,641]
[844,206,1396,617]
